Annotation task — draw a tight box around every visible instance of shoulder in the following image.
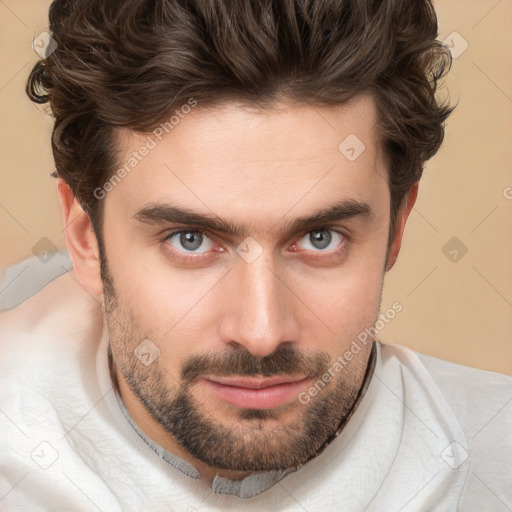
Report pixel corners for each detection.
[0,269,104,406]
[381,343,512,503]
[0,269,102,349]
[379,343,512,432]
[414,349,512,436]
[0,271,106,497]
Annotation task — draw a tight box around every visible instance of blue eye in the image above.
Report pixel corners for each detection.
[296,229,345,252]
[165,230,215,254]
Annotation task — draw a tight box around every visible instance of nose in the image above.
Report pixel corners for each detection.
[218,250,300,358]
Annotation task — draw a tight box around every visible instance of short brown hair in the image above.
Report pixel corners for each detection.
[27,0,454,246]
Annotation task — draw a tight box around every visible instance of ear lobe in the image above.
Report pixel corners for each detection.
[57,178,104,295]
[385,181,419,272]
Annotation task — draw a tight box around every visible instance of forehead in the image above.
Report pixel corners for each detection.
[108,95,388,235]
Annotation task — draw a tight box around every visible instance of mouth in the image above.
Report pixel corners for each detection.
[201,375,311,409]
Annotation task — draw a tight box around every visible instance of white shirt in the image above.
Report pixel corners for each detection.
[0,271,511,511]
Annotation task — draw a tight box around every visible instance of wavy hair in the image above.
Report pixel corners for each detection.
[27,0,454,245]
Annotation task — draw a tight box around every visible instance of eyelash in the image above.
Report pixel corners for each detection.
[161,226,350,263]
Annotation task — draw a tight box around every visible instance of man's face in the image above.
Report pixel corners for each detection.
[101,95,392,473]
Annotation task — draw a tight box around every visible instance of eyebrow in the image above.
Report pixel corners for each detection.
[132,199,373,237]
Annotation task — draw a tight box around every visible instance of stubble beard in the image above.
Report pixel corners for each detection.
[100,252,366,472]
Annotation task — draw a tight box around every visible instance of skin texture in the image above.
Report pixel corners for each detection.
[58,94,418,483]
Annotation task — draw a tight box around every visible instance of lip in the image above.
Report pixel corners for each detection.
[202,375,311,409]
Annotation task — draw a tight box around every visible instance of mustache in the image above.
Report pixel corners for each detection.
[181,345,330,383]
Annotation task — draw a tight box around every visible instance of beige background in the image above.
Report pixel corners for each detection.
[1,1,511,374]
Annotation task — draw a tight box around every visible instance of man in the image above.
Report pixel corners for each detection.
[1,0,511,510]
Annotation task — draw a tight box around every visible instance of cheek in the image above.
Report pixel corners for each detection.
[294,271,382,340]
[283,241,386,353]
[110,256,224,362]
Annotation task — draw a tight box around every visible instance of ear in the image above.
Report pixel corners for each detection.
[57,178,103,294]
[385,181,419,272]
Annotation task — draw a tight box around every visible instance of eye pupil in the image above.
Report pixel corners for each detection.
[310,229,331,249]
[180,231,202,250]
